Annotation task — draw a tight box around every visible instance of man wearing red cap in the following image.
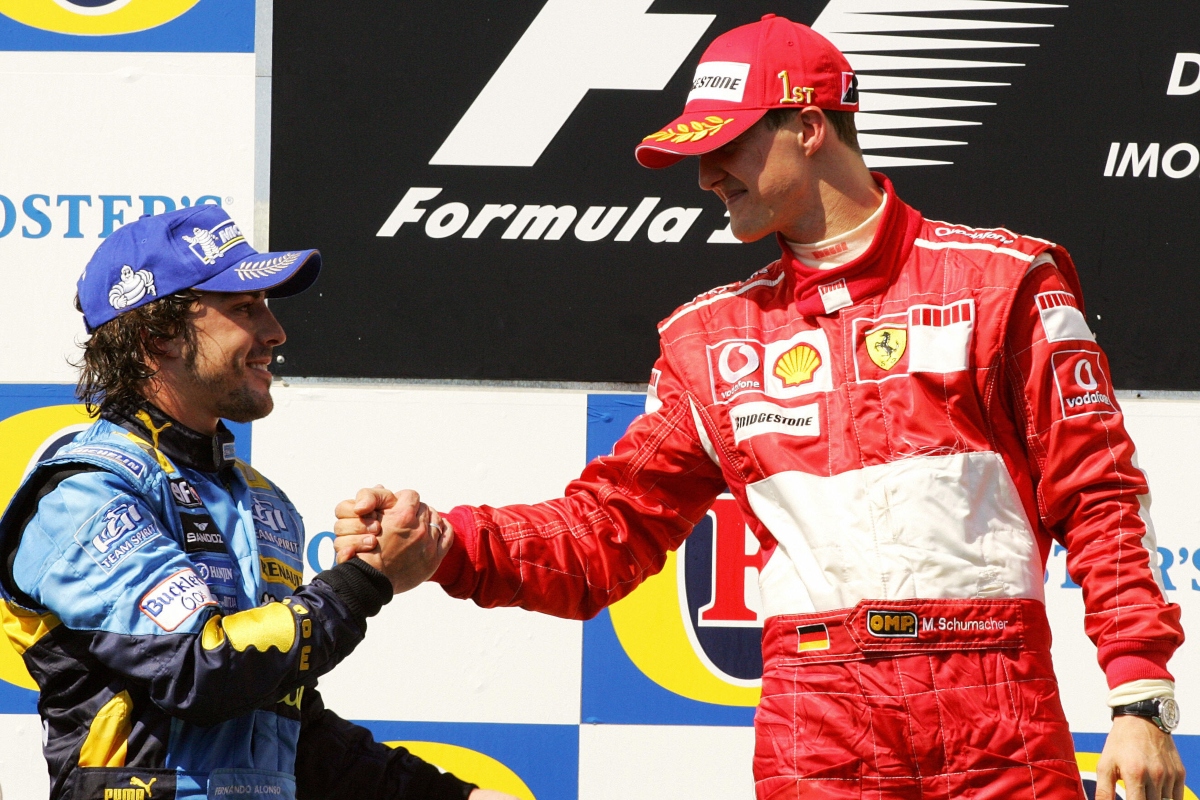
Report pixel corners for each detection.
[336,15,1184,800]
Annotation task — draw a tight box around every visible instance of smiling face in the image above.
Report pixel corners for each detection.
[697,110,824,243]
[175,291,285,425]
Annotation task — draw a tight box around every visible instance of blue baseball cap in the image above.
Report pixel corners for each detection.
[78,204,321,332]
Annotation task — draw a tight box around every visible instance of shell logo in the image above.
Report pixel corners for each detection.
[0,403,92,692]
[385,741,536,800]
[0,0,201,36]
[772,343,822,388]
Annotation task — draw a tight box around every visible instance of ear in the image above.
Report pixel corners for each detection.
[145,332,185,362]
[797,107,828,157]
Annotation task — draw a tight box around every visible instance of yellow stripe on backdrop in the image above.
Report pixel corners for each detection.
[386,742,536,800]
[0,403,91,690]
[0,0,201,36]
[608,549,761,707]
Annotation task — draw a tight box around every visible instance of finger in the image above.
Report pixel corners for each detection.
[1096,767,1116,800]
[333,534,376,563]
[334,517,375,536]
[354,486,397,515]
[334,498,360,519]
[430,509,453,554]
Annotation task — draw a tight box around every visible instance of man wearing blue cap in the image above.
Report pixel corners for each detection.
[0,206,511,800]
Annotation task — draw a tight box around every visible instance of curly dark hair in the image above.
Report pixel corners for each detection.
[762,108,861,154]
[73,291,200,416]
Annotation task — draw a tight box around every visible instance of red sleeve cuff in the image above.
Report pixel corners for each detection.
[431,506,478,594]
[1101,650,1174,689]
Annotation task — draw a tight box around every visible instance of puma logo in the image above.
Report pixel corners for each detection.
[135,410,172,450]
[130,777,156,796]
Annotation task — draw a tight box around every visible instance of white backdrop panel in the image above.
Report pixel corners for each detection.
[578,724,756,800]
[0,51,256,384]
[251,383,588,725]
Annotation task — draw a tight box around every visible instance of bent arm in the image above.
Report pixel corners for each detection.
[14,470,391,727]
[295,687,475,800]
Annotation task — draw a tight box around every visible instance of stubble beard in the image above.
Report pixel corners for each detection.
[183,346,274,424]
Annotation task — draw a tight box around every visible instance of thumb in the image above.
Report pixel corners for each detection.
[354,484,396,515]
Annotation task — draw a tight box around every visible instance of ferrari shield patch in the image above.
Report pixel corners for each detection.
[865,327,907,371]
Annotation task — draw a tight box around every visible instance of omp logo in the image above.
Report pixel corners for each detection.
[866,610,919,638]
[0,0,200,35]
[430,0,714,167]
[430,0,1065,169]
[608,494,763,706]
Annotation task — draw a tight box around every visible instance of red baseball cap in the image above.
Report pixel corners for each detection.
[635,14,859,169]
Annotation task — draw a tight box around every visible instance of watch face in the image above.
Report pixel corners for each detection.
[1159,698,1181,731]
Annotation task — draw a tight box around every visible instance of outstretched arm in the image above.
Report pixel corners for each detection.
[335,356,728,620]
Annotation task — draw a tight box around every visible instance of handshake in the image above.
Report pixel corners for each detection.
[333,487,453,593]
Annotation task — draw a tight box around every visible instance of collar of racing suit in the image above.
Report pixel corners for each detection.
[777,172,926,316]
[101,400,237,474]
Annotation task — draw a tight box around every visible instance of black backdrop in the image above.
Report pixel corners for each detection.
[271,2,1200,388]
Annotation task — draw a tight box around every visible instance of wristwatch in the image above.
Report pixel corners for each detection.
[1111,697,1180,734]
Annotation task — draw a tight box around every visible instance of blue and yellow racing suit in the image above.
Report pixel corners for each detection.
[0,402,473,800]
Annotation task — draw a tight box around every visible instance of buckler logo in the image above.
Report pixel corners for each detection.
[866,609,919,638]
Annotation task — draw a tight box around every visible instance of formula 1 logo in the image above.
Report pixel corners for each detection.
[0,0,200,35]
[431,1,1067,169]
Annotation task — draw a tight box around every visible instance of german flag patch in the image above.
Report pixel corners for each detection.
[796,623,830,652]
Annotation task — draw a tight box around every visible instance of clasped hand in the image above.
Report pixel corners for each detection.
[333,487,452,594]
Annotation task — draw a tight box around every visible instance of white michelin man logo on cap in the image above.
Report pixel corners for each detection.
[108,265,157,310]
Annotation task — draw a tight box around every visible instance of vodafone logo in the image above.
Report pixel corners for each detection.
[1074,358,1099,391]
[718,343,759,383]
[1052,350,1116,417]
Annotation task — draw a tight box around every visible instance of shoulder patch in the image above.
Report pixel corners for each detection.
[66,445,148,480]
[1036,291,1094,343]
[236,460,273,490]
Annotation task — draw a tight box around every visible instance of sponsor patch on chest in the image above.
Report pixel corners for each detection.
[139,568,217,631]
[76,495,162,572]
[730,401,820,444]
[851,300,975,382]
[706,329,833,404]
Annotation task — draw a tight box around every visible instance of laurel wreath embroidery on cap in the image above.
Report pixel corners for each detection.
[643,116,735,144]
[235,251,301,280]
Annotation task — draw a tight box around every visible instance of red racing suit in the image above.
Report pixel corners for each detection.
[433,174,1184,799]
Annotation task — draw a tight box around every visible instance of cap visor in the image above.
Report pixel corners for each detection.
[193,249,322,297]
[635,109,766,169]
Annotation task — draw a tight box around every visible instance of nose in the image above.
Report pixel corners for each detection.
[698,152,725,193]
[260,303,287,348]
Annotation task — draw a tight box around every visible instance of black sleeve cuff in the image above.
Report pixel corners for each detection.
[314,559,394,622]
